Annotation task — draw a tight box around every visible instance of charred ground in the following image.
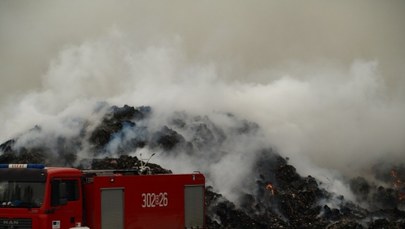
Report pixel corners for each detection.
[1,105,404,228]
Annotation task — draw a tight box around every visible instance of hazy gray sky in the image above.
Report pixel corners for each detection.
[1,0,404,102]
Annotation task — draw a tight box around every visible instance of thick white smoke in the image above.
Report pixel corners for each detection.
[1,1,405,202]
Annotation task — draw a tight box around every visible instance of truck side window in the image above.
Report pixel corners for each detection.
[51,179,79,206]
[65,180,79,201]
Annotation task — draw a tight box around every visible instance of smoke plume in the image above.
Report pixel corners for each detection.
[1,0,405,202]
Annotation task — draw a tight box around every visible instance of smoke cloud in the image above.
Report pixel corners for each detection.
[1,0,405,201]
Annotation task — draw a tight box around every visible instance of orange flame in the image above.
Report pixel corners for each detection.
[399,193,405,202]
[391,168,405,202]
[266,183,275,195]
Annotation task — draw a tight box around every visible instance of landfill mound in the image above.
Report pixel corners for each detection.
[1,104,405,228]
[206,151,405,228]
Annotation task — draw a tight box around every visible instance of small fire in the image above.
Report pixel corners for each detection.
[266,183,275,195]
[391,169,402,188]
[391,168,405,202]
[399,193,405,202]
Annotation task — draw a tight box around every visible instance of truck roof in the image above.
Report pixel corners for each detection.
[45,167,82,177]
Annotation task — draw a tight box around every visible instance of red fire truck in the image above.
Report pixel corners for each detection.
[0,164,205,229]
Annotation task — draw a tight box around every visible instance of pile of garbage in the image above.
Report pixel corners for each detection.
[206,150,405,228]
[89,155,172,175]
[1,104,405,228]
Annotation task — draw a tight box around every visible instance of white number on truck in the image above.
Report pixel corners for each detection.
[141,192,168,208]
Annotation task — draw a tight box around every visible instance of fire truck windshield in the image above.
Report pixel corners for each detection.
[0,181,45,208]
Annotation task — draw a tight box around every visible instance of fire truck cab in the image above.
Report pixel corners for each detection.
[0,164,205,229]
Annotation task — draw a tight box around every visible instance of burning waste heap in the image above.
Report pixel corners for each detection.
[1,104,405,228]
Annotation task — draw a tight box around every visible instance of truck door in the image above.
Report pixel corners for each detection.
[101,188,124,229]
[49,178,82,229]
[184,185,204,228]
